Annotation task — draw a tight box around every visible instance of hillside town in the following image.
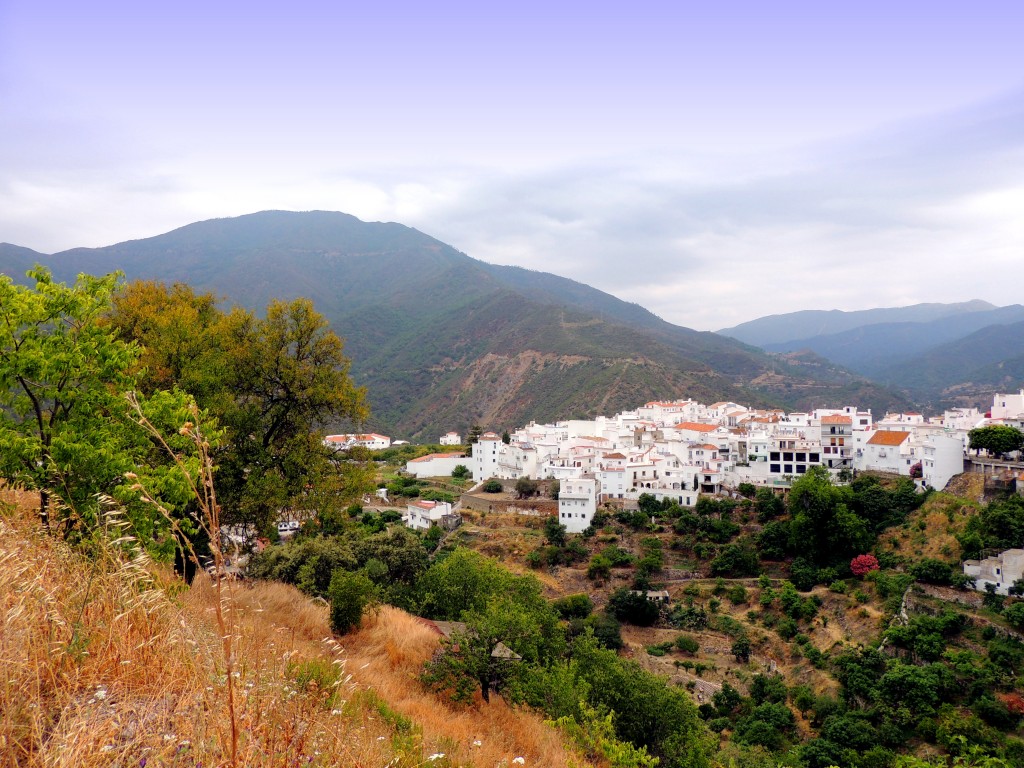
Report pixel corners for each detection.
[326,388,1024,538]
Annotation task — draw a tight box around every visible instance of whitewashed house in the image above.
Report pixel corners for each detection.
[992,390,1024,421]
[324,433,391,451]
[857,430,913,474]
[404,500,458,531]
[405,452,468,478]
[471,432,502,480]
[964,549,1024,595]
[558,475,598,533]
[439,431,462,446]
[921,433,966,490]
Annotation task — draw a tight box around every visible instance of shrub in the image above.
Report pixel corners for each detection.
[675,634,700,654]
[553,593,594,620]
[910,558,954,585]
[482,479,502,493]
[607,588,661,626]
[328,569,376,635]
[514,477,539,498]
[727,584,748,605]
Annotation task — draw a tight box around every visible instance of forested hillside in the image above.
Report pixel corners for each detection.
[0,211,911,438]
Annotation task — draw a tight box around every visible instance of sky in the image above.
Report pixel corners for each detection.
[2,1,1023,330]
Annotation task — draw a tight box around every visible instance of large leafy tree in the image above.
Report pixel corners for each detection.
[216,297,367,532]
[0,267,138,528]
[0,268,204,555]
[109,283,368,534]
[969,425,1024,459]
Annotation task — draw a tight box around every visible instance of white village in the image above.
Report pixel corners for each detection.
[328,388,1024,591]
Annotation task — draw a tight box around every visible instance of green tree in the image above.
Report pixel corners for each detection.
[217,298,367,532]
[0,267,137,528]
[544,514,568,547]
[328,569,377,634]
[969,425,1024,458]
[451,464,470,480]
[515,476,539,499]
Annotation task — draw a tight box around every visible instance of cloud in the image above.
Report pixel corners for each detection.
[387,89,1024,329]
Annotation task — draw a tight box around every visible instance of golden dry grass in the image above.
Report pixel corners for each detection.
[0,507,401,768]
[1,499,594,768]
[341,606,587,768]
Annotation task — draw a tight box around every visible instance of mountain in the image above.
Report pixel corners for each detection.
[873,319,1024,409]
[718,300,996,348]
[759,304,1024,377]
[0,211,911,438]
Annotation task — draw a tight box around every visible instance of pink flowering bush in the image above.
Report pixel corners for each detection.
[850,554,880,577]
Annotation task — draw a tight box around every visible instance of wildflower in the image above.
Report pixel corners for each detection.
[471,740,482,747]
[513,758,526,765]
[95,688,107,700]
[100,745,114,752]
[427,754,445,761]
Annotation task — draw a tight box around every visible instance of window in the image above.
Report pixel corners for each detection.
[770,464,781,473]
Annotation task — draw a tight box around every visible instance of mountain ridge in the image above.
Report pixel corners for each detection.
[0,210,911,438]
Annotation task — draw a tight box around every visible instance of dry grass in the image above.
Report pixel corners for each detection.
[1,498,594,768]
[0,506,403,768]
[341,606,588,768]
[879,489,982,562]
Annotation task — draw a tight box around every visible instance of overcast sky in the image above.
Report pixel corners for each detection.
[2,1,1023,330]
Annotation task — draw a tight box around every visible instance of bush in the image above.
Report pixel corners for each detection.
[910,558,954,585]
[482,479,503,493]
[515,477,539,498]
[553,593,594,620]
[727,584,748,605]
[607,588,661,626]
[585,613,624,650]
[328,569,376,634]
[675,634,700,654]
[451,464,469,479]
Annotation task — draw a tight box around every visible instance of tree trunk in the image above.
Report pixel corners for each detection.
[39,488,49,530]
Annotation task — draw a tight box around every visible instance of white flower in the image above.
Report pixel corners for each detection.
[471,740,482,747]
[100,745,114,752]
[427,754,446,761]
[513,758,526,765]
[94,689,107,700]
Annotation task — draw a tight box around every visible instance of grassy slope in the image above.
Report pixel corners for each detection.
[0,492,589,768]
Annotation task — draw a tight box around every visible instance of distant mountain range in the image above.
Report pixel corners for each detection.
[1,211,910,438]
[720,302,1024,410]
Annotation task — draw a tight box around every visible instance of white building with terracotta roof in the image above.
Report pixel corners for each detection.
[857,430,915,474]
[403,500,459,531]
[324,433,391,450]
[819,414,853,469]
[439,431,462,446]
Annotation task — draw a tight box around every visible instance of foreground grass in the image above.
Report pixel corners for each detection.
[0,498,592,768]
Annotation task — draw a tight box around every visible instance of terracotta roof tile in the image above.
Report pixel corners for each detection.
[867,430,911,446]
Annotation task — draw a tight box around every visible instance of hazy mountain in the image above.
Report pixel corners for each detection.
[874,319,1024,409]
[760,304,1024,376]
[1,211,911,438]
[719,300,996,347]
